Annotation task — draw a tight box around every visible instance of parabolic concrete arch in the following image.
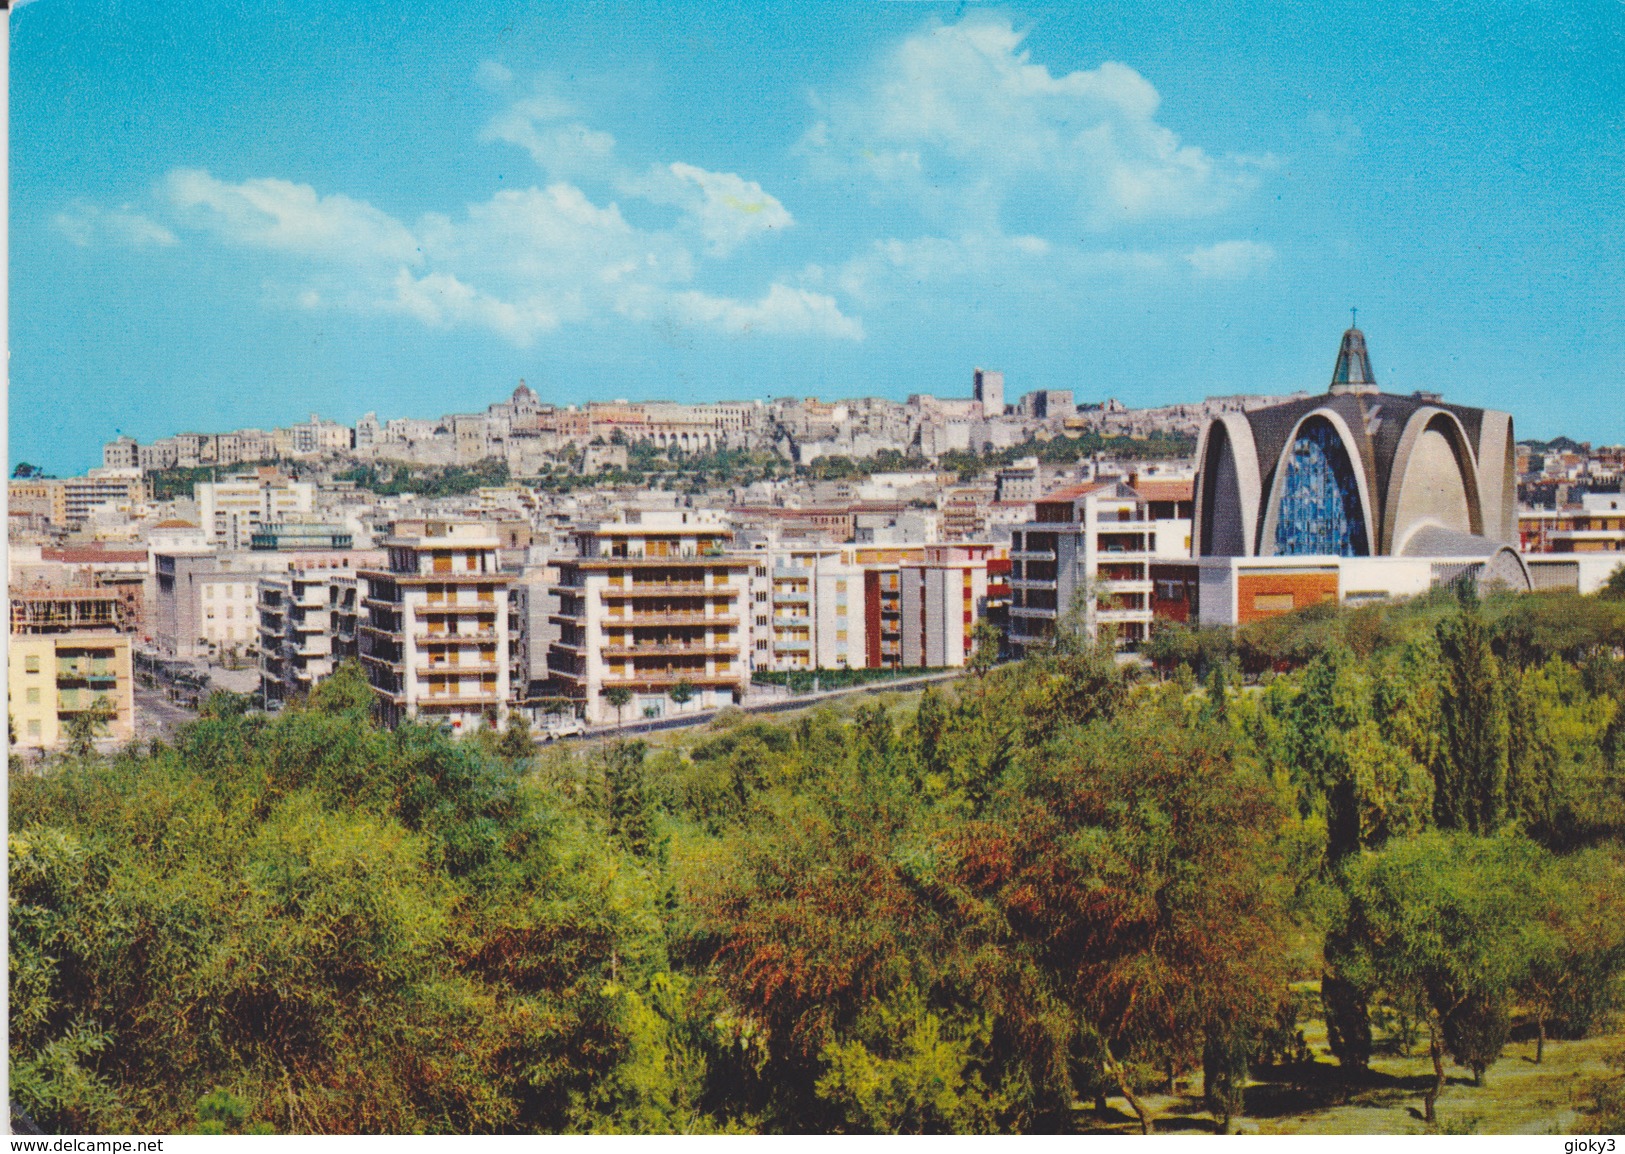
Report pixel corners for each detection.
[1258,408,1379,557]
[1474,409,1518,545]
[1193,413,1263,556]
[1383,407,1483,554]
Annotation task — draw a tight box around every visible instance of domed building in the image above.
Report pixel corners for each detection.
[1177,326,1530,625]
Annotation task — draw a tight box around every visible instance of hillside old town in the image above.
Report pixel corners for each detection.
[10,326,1625,750]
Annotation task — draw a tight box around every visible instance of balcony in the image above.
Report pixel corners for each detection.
[602,642,740,657]
[599,670,743,689]
[413,693,504,708]
[605,581,730,596]
[1097,578,1153,595]
[605,612,739,627]
[1010,549,1057,562]
[417,661,500,677]
[414,630,499,645]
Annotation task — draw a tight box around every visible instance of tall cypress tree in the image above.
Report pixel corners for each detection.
[1433,605,1509,834]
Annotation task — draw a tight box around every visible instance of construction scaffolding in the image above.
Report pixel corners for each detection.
[10,590,128,635]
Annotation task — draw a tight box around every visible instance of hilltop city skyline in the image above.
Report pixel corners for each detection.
[13,1,1625,475]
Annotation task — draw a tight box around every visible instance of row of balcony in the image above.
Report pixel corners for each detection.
[552,611,740,628]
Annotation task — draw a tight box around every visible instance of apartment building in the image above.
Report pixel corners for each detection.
[753,544,869,671]
[1007,480,1194,653]
[1519,492,1625,555]
[11,469,150,527]
[154,547,379,659]
[547,510,751,724]
[103,436,140,469]
[196,474,317,549]
[359,522,513,732]
[258,567,360,708]
[8,589,135,750]
[899,543,1009,668]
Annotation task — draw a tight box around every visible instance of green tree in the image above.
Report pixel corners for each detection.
[495,712,535,762]
[967,620,1001,678]
[1339,832,1542,1122]
[1602,562,1625,602]
[1016,711,1295,1133]
[604,685,634,726]
[1518,848,1625,1061]
[307,659,376,717]
[668,679,696,711]
[1433,606,1509,833]
[61,696,115,759]
[603,741,656,858]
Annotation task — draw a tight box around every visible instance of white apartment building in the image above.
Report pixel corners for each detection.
[61,468,146,525]
[900,543,1005,668]
[196,475,317,550]
[754,544,869,672]
[548,510,752,724]
[359,522,513,733]
[258,568,360,707]
[1007,479,1194,653]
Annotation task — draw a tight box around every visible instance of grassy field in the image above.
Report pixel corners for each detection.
[1078,995,1616,1135]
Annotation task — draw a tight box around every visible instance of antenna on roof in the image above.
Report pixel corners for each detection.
[1351,307,1358,329]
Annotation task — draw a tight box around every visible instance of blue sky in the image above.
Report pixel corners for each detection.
[12,0,1625,474]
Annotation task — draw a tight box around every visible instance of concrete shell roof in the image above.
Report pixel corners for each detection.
[1238,390,1489,532]
[1399,524,1508,557]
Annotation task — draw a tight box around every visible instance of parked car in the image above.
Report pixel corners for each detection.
[541,717,587,741]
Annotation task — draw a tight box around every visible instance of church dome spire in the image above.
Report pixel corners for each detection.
[1330,315,1377,395]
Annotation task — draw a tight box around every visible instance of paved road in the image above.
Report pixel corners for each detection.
[541,668,970,746]
[134,685,198,743]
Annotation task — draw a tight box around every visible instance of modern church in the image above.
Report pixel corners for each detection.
[1176,325,1532,626]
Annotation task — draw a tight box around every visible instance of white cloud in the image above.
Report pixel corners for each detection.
[804,16,1261,230]
[80,164,855,346]
[480,99,618,179]
[52,202,176,248]
[627,162,794,256]
[387,269,559,345]
[1184,240,1275,279]
[664,283,863,340]
[163,168,422,267]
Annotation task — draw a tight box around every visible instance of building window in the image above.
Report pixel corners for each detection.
[1253,593,1295,613]
[27,719,41,737]
[26,687,40,704]
[1273,417,1370,556]
[24,656,40,674]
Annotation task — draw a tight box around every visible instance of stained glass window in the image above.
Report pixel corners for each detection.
[1273,419,1369,556]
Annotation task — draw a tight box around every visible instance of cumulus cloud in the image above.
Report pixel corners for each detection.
[1184,239,1275,279]
[804,16,1263,230]
[662,284,863,340]
[69,160,854,347]
[52,202,176,248]
[626,162,794,256]
[480,93,618,179]
[163,168,422,267]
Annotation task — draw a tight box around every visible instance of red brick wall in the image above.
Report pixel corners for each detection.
[1236,572,1338,625]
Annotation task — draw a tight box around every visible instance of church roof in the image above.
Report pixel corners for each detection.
[1330,327,1378,394]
